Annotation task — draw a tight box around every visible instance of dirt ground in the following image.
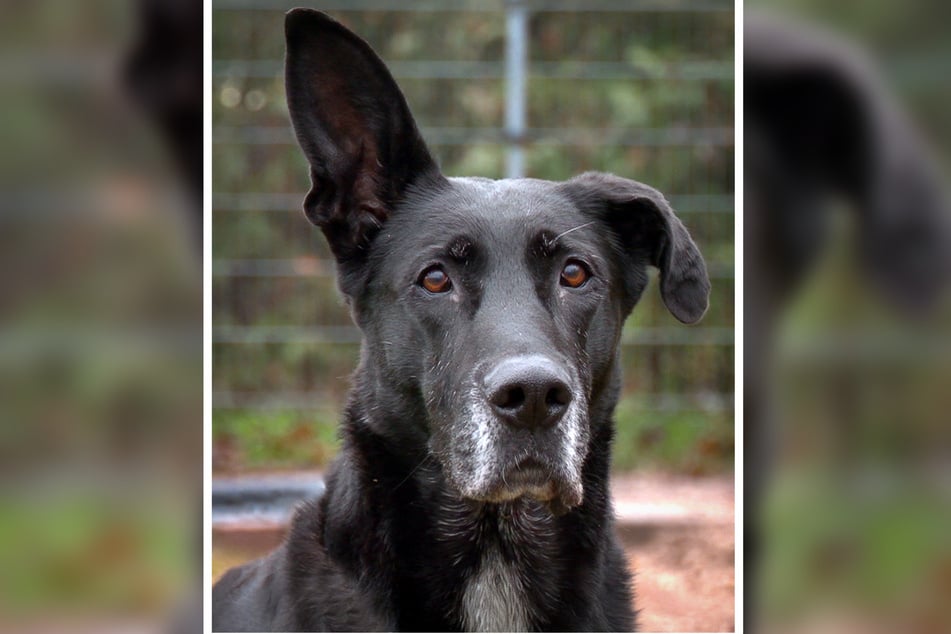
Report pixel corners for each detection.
[213,471,735,632]
[613,473,735,632]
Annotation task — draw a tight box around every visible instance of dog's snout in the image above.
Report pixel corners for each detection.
[484,356,572,429]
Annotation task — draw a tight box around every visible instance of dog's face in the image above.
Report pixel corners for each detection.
[363,178,614,509]
[285,10,710,512]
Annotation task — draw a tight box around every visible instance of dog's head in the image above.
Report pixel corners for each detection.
[285,9,709,512]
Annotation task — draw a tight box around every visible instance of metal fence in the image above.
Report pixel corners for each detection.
[212,1,735,442]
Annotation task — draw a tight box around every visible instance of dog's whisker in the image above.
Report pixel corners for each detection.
[392,453,434,492]
[553,221,596,242]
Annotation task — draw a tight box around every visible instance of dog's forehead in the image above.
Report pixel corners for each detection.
[392,176,583,245]
[444,177,574,220]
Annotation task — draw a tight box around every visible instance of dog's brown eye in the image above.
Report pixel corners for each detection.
[420,266,452,293]
[560,261,590,288]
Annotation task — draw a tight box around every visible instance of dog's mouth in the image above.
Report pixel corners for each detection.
[459,455,583,515]
[501,456,553,490]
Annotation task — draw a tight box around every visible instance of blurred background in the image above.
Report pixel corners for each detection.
[211,0,734,631]
[747,1,951,632]
[0,0,202,631]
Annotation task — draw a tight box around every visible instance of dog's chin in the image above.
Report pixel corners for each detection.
[452,462,584,516]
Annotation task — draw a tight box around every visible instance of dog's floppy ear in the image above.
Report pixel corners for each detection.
[285,9,441,265]
[561,172,710,323]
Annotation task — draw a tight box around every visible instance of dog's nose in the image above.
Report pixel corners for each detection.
[484,356,573,429]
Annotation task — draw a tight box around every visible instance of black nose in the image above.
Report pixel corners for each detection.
[484,356,573,429]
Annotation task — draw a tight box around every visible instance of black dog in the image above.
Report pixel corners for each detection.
[212,9,710,632]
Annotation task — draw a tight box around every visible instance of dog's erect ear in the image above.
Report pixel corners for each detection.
[285,9,441,264]
[560,172,710,324]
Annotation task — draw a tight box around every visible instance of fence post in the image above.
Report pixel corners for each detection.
[505,0,528,178]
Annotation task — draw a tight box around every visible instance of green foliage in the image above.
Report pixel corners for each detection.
[213,409,340,472]
[0,495,189,615]
[761,468,951,619]
[613,397,733,474]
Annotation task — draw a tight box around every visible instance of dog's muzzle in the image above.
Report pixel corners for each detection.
[440,354,589,514]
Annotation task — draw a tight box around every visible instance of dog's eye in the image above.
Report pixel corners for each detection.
[419,266,452,293]
[560,260,590,288]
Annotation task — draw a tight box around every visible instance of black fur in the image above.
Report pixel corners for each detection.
[213,9,709,632]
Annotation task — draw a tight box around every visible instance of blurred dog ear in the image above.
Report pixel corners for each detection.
[560,172,710,323]
[746,14,951,311]
[855,100,951,311]
[284,9,442,267]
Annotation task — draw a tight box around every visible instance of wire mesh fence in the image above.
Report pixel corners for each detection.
[212,0,735,473]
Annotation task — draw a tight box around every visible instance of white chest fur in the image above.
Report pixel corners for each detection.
[461,545,531,632]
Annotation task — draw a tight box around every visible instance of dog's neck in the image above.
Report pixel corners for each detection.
[316,397,616,631]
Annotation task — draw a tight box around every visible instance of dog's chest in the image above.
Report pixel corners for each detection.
[460,544,531,632]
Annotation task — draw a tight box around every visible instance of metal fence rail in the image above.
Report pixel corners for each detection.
[214,390,735,412]
[214,60,734,81]
[211,258,735,279]
[214,0,734,13]
[214,126,735,147]
[212,192,736,212]
[212,325,735,346]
